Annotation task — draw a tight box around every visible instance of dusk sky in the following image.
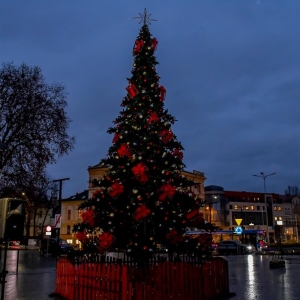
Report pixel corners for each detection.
[1,1,300,198]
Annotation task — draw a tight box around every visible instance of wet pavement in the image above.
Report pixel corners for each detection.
[1,249,300,299]
[0,248,56,300]
[224,254,300,300]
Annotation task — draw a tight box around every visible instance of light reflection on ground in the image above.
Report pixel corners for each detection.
[223,254,300,300]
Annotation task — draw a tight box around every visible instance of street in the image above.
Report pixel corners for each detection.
[1,249,300,299]
[224,254,300,300]
[0,248,56,300]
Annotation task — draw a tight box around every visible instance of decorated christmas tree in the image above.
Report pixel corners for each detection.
[74,10,214,260]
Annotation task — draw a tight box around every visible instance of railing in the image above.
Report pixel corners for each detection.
[54,255,229,300]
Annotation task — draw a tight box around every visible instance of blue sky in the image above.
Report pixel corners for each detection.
[1,1,300,197]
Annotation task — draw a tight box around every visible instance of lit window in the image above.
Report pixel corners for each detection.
[78,210,82,220]
[245,206,249,210]
[279,217,282,220]
[251,206,254,210]
[234,205,239,210]
[278,206,282,211]
[274,206,277,211]
[275,217,277,221]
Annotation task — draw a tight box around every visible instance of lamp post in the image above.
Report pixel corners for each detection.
[252,172,276,243]
[53,178,70,240]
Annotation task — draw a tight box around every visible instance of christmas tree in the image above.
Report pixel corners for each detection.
[74,10,214,260]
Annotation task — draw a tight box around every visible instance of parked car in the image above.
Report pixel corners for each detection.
[39,238,74,256]
[217,240,246,255]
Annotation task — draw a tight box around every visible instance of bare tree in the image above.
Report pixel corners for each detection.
[0,62,75,190]
[285,185,300,196]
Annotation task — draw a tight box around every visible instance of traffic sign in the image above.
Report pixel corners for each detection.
[235,226,243,235]
[235,219,243,226]
[46,226,51,232]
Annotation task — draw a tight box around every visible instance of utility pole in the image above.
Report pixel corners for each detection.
[252,172,276,243]
[52,178,70,240]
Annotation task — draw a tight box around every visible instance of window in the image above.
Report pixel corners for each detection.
[257,206,260,210]
[67,225,71,234]
[234,205,239,210]
[274,217,277,221]
[67,209,71,220]
[78,210,82,220]
[250,206,254,210]
[274,206,277,211]
[229,205,233,209]
[278,206,282,211]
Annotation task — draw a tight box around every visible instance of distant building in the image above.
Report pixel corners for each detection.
[204,185,298,243]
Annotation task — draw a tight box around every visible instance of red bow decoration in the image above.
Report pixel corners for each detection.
[109,182,124,198]
[92,189,101,199]
[126,83,139,98]
[82,209,95,227]
[160,129,173,143]
[185,209,204,227]
[151,38,158,50]
[166,230,185,245]
[159,86,166,101]
[117,144,132,159]
[172,149,183,160]
[158,183,176,201]
[98,232,114,253]
[76,231,89,243]
[133,204,151,221]
[132,162,149,183]
[133,40,145,53]
[147,112,160,125]
[112,133,120,143]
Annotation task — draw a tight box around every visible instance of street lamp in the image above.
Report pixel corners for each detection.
[53,178,70,240]
[252,172,276,243]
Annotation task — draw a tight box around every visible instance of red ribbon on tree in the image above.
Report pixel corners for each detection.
[82,209,95,227]
[151,38,158,50]
[165,230,185,244]
[185,209,204,227]
[126,83,139,98]
[132,162,149,183]
[98,232,114,253]
[117,144,132,159]
[158,183,176,201]
[147,112,160,124]
[198,233,213,251]
[159,86,166,101]
[112,133,120,143]
[109,182,124,198]
[172,149,183,160]
[160,129,174,143]
[133,204,151,221]
[76,231,89,243]
[133,40,145,53]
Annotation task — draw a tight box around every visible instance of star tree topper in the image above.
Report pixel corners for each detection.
[133,8,157,25]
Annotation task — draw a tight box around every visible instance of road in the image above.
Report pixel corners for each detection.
[1,248,300,300]
[0,248,56,300]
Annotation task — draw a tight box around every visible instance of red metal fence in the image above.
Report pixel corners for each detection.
[55,256,229,300]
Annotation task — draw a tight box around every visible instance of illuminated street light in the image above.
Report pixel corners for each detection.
[252,172,276,243]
